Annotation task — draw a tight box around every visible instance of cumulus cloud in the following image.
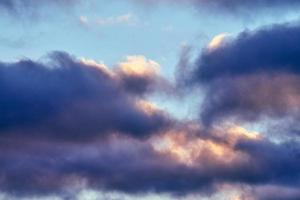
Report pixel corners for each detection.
[0,51,171,141]
[184,23,300,126]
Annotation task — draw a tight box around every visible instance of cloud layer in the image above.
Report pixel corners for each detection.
[1,121,300,199]
[134,0,300,13]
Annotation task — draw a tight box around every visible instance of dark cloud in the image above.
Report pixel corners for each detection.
[1,124,300,197]
[186,23,300,125]
[199,73,300,125]
[234,138,300,185]
[116,65,173,96]
[0,51,171,141]
[195,0,300,12]
[194,24,300,82]
[0,136,215,196]
[118,72,172,96]
[134,0,300,13]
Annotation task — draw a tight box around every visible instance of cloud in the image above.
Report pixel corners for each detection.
[0,53,297,196]
[183,23,300,126]
[151,123,260,166]
[97,13,136,26]
[1,21,300,198]
[152,123,300,189]
[0,51,171,141]
[1,122,300,198]
[1,0,298,18]
[79,13,137,28]
[79,15,89,25]
[1,1,300,199]
[132,0,300,13]
[116,55,173,95]
[0,132,213,196]
[194,24,300,82]
[207,33,231,51]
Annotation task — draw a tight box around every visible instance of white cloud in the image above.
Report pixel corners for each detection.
[79,13,137,27]
[79,15,89,25]
[97,13,135,26]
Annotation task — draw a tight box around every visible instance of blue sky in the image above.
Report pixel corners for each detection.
[1,0,300,81]
[2,0,298,64]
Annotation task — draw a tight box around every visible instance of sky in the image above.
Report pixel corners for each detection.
[0,0,300,200]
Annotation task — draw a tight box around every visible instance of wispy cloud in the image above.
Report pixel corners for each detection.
[97,13,136,26]
[79,13,137,27]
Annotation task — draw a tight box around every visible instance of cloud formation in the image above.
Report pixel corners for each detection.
[186,23,300,126]
[1,122,300,199]
[168,22,300,199]
[0,51,171,141]
[0,49,299,198]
